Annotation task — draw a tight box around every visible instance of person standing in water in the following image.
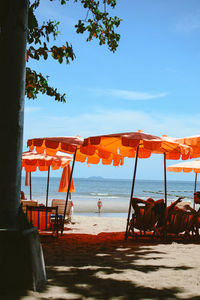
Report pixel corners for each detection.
[97,199,102,214]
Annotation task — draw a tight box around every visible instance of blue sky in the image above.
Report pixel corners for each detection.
[23,0,200,182]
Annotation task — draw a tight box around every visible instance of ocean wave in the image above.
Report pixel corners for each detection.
[90,193,109,196]
[88,192,128,198]
[75,195,123,200]
[143,190,164,195]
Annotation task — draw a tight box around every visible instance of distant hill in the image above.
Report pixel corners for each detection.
[88,176,104,180]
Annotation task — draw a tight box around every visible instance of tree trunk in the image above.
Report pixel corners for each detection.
[0,0,27,227]
[0,1,46,291]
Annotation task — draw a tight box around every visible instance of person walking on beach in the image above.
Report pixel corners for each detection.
[97,199,102,214]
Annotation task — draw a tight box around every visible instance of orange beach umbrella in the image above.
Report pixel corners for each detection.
[81,131,192,238]
[27,136,84,233]
[167,160,200,208]
[58,165,75,193]
[22,151,73,172]
[167,160,200,174]
[27,135,124,166]
[27,136,84,156]
[27,135,123,234]
[22,151,74,206]
[175,135,200,158]
[81,131,191,159]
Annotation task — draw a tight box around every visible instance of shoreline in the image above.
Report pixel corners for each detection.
[73,212,128,217]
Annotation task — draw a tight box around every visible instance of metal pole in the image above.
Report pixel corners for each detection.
[61,148,77,235]
[194,173,197,209]
[46,166,50,207]
[30,172,32,200]
[164,153,167,207]
[125,146,139,240]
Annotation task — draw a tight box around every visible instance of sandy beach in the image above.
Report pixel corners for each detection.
[9,215,200,299]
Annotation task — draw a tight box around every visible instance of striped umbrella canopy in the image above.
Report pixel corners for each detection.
[81,131,191,160]
[167,159,200,208]
[174,135,200,158]
[27,135,124,166]
[22,151,73,172]
[167,160,200,173]
[22,151,74,206]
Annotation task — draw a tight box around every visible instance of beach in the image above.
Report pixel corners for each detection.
[18,177,200,299]
[15,215,200,300]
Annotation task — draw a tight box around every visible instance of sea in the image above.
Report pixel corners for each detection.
[21,177,197,218]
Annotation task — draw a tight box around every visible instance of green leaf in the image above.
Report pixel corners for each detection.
[28,8,38,31]
[58,56,63,64]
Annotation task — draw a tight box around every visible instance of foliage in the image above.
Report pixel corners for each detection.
[26,0,122,102]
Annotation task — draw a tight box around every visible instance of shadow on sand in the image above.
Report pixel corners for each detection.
[2,232,200,299]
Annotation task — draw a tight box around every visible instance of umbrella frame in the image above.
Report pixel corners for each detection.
[194,173,198,209]
[164,153,167,206]
[46,166,50,207]
[125,146,139,240]
[61,148,77,235]
[30,172,32,200]
[28,166,52,206]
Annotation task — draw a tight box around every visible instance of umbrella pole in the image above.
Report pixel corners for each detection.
[30,172,32,200]
[61,148,77,235]
[125,146,139,240]
[46,166,50,207]
[194,173,197,209]
[164,153,167,207]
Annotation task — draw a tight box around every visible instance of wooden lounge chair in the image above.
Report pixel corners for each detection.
[193,214,200,237]
[166,202,197,238]
[166,211,195,235]
[129,209,159,237]
[26,205,60,238]
[128,198,163,238]
[51,199,73,223]
[21,200,38,213]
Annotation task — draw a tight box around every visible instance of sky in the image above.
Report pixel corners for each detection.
[23,0,200,182]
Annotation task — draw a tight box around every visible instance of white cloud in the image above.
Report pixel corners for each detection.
[23,109,200,145]
[176,10,200,33]
[36,0,76,28]
[108,89,168,100]
[24,107,41,113]
[89,88,168,101]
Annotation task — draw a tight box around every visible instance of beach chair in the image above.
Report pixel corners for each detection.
[128,199,161,238]
[26,205,60,238]
[21,200,38,213]
[166,203,196,238]
[193,214,200,237]
[51,199,73,223]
